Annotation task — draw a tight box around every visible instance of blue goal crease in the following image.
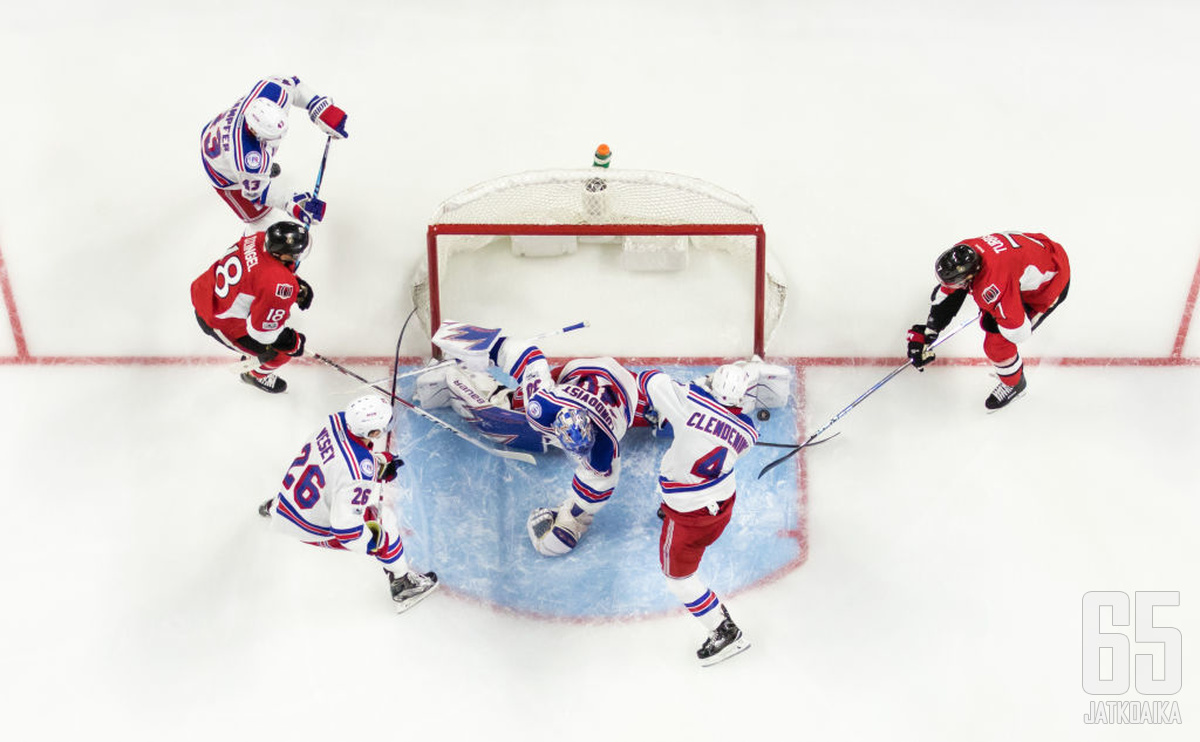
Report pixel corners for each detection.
[391,363,804,620]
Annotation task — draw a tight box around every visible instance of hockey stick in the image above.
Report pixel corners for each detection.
[386,306,420,452]
[311,352,537,465]
[312,135,332,200]
[757,312,980,479]
[756,437,839,449]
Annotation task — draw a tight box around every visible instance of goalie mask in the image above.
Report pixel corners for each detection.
[553,407,594,455]
[345,395,394,441]
[710,364,751,408]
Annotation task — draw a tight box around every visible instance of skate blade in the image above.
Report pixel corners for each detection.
[699,637,751,667]
[393,581,441,615]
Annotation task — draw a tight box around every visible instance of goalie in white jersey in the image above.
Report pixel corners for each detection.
[429,322,643,556]
[258,395,438,613]
[201,75,348,228]
[641,359,788,666]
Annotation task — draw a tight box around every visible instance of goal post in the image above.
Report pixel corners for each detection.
[413,167,787,359]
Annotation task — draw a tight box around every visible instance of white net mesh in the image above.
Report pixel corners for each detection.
[413,168,787,356]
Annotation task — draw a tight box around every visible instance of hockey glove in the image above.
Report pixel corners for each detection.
[289,192,326,224]
[375,452,404,483]
[272,327,306,357]
[431,321,506,372]
[296,277,314,311]
[307,96,349,139]
[906,324,938,369]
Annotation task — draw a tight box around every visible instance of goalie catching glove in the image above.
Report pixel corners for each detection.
[431,321,507,372]
[906,324,938,369]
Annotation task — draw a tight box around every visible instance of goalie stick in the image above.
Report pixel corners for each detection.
[757,312,980,479]
[311,352,537,465]
[362,321,592,387]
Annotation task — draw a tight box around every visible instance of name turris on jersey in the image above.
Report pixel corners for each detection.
[686,412,750,454]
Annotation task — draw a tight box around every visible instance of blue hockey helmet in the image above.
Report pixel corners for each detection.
[553,407,595,455]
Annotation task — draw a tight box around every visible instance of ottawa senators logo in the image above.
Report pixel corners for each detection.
[981,284,1001,305]
[275,283,294,300]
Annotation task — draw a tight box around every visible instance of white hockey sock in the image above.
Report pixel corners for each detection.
[384,554,411,579]
[994,355,1023,384]
[665,574,726,632]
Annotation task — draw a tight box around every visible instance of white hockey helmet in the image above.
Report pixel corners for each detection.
[345,395,394,439]
[553,407,595,455]
[244,98,289,141]
[710,364,751,408]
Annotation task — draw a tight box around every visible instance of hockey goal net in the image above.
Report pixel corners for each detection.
[412,167,787,358]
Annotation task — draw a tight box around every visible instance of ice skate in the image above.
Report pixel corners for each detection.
[387,570,439,614]
[241,371,288,394]
[984,375,1027,411]
[697,607,751,667]
[258,498,274,518]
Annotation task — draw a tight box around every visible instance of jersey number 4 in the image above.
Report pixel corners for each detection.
[283,443,326,509]
[691,446,728,481]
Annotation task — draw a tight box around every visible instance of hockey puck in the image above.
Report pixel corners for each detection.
[756,409,771,421]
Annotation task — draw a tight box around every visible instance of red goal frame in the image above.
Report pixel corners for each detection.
[425,222,769,358]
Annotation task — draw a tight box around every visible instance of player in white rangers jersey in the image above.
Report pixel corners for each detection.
[640,363,760,666]
[430,322,643,556]
[258,396,438,613]
[201,76,348,228]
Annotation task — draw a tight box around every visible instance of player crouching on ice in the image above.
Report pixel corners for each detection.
[425,322,642,557]
[905,232,1070,410]
[420,322,792,568]
[258,395,439,613]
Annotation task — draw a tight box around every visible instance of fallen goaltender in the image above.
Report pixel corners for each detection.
[416,327,793,456]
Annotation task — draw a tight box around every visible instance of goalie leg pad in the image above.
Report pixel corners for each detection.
[445,366,511,417]
[415,364,453,409]
[442,366,544,452]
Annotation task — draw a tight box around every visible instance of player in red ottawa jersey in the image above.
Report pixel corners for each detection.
[905,231,1070,410]
[191,221,314,394]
